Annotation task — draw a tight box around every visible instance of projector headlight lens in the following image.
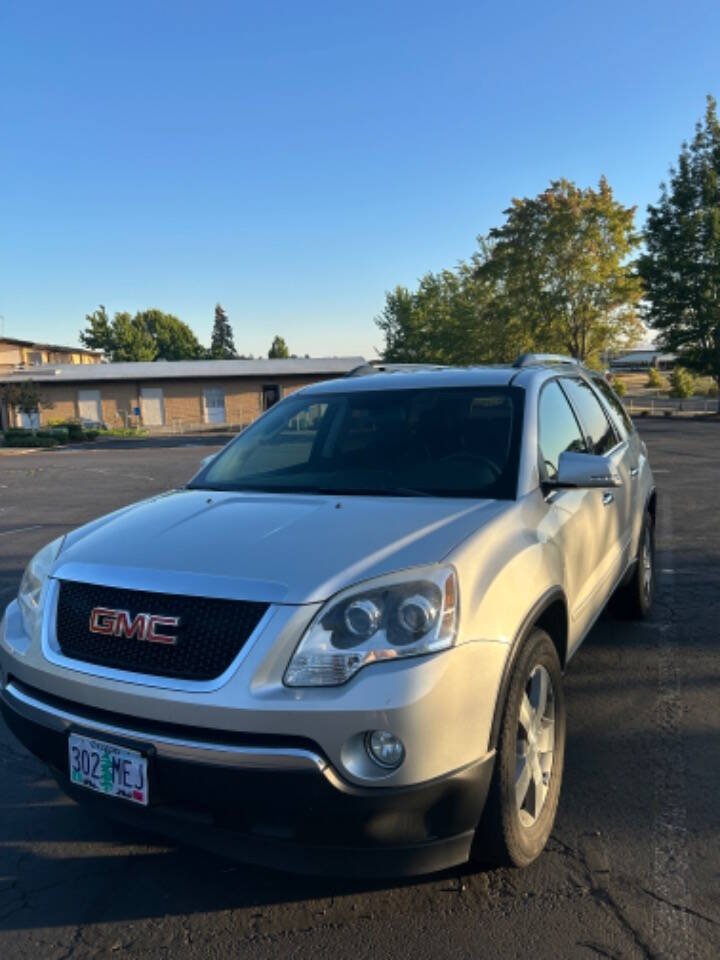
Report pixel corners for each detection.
[284,566,458,687]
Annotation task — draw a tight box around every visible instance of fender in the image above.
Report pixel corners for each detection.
[487,586,568,750]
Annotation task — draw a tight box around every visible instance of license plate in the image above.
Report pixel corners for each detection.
[68,733,149,806]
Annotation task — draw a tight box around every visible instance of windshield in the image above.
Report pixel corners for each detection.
[190,386,524,499]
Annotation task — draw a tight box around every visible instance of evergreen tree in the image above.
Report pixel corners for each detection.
[209,303,237,359]
[639,95,720,410]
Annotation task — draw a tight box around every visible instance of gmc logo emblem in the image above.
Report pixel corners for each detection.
[89,607,180,645]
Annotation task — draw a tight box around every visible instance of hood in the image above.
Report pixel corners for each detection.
[54,489,507,604]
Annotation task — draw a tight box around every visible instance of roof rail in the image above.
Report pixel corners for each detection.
[344,362,447,377]
[513,353,580,368]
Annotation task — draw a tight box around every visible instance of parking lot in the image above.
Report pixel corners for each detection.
[0,420,718,959]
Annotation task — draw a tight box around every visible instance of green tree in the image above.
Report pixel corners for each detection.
[1,380,54,427]
[80,307,204,361]
[209,303,237,359]
[639,95,720,410]
[376,242,526,364]
[668,366,696,398]
[477,178,644,364]
[268,335,290,359]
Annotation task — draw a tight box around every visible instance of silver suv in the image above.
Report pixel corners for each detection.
[0,356,655,876]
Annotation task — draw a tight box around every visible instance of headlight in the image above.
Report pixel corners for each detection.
[284,566,458,687]
[18,537,65,639]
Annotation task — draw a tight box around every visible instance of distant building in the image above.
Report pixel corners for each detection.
[0,357,365,431]
[0,336,102,372]
[609,348,676,372]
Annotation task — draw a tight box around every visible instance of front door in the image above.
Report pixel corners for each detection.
[19,409,40,429]
[538,379,617,653]
[77,389,102,423]
[140,387,165,427]
[203,387,226,424]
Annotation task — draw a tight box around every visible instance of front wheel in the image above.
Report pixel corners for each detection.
[472,628,566,868]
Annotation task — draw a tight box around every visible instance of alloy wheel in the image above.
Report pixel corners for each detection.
[515,664,556,828]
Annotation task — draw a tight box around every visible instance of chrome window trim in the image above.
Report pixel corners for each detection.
[1,680,327,773]
[40,578,277,693]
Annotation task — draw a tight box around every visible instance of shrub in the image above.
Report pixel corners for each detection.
[663,409,674,417]
[668,366,696,399]
[4,427,33,437]
[612,378,627,397]
[83,429,100,441]
[707,384,719,398]
[37,428,69,443]
[3,434,59,448]
[646,366,665,388]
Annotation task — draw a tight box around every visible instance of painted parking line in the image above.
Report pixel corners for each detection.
[0,524,44,538]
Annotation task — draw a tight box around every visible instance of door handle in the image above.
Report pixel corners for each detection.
[602,491,615,506]
[630,466,639,478]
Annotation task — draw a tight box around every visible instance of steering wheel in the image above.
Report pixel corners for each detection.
[435,452,502,481]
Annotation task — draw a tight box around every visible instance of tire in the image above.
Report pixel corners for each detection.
[612,508,655,620]
[472,628,566,868]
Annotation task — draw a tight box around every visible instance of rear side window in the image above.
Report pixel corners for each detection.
[538,380,587,481]
[591,376,633,439]
[560,377,618,456]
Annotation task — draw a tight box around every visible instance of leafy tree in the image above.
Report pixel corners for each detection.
[477,178,644,364]
[137,309,204,360]
[668,366,696,398]
[109,312,156,362]
[80,306,204,361]
[268,335,290,359]
[376,181,643,366]
[376,242,527,365]
[209,303,237,359]
[639,95,720,410]
[1,380,54,427]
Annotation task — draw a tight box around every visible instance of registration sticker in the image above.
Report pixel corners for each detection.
[68,733,149,806]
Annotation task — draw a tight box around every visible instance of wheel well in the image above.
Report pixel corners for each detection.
[534,598,568,668]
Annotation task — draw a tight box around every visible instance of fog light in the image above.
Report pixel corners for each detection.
[365,730,405,769]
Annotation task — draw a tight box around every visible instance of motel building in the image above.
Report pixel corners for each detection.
[0,357,365,432]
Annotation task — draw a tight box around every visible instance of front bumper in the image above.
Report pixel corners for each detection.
[0,678,495,877]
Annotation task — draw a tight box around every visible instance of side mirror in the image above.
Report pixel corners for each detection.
[556,451,622,488]
[199,452,218,470]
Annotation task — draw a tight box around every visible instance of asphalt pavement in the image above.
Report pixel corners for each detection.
[0,422,718,959]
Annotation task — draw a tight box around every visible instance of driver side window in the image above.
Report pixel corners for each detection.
[538,381,587,481]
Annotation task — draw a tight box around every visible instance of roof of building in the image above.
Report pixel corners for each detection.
[0,356,367,384]
[0,336,101,356]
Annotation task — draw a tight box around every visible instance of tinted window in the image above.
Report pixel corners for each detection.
[591,376,633,438]
[192,387,524,499]
[538,380,587,481]
[561,377,618,455]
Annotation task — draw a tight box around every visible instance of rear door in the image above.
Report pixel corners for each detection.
[590,375,645,551]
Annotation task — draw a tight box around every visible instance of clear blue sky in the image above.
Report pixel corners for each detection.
[1,0,719,358]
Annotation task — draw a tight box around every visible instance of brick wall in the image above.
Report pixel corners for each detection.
[19,373,342,430]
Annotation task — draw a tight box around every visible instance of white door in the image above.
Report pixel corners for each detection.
[19,409,40,429]
[203,387,226,424]
[140,387,165,426]
[77,389,102,423]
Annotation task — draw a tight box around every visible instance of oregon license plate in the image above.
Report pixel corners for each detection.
[68,733,149,806]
